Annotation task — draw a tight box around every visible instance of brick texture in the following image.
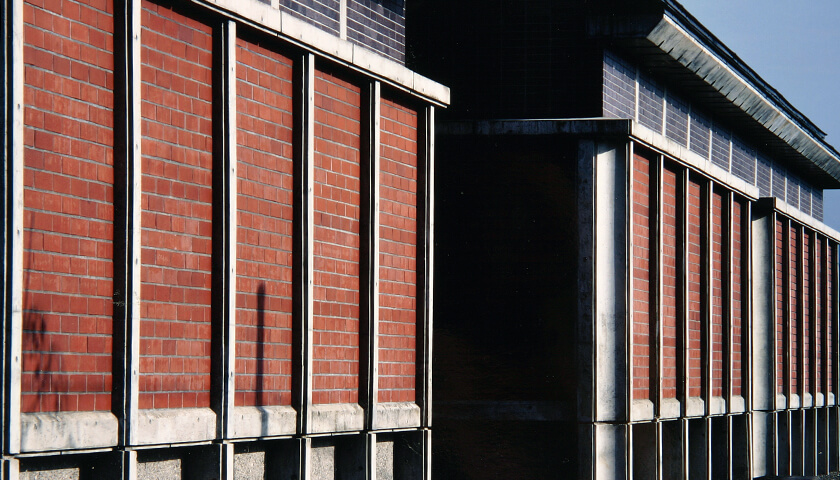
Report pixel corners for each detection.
[790,225,799,394]
[732,199,743,397]
[711,189,724,398]
[661,164,678,399]
[138,1,214,410]
[816,235,822,394]
[804,231,811,394]
[21,0,115,413]
[776,219,785,395]
[631,153,651,401]
[234,38,295,407]
[687,176,703,398]
[829,245,834,394]
[312,69,362,405]
[377,99,417,403]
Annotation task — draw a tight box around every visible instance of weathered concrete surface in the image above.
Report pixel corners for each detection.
[137,459,180,480]
[20,411,118,452]
[135,408,216,445]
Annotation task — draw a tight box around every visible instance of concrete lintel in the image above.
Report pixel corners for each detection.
[631,399,655,422]
[19,411,119,452]
[659,398,681,420]
[308,404,364,434]
[708,396,726,415]
[371,403,421,430]
[134,408,216,445]
[196,0,449,106]
[229,406,297,439]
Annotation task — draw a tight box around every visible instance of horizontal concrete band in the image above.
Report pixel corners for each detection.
[309,404,364,434]
[230,406,297,439]
[371,402,421,430]
[135,408,217,446]
[199,0,449,106]
[20,411,119,453]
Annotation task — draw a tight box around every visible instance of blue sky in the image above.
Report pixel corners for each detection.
[676,0,840,230]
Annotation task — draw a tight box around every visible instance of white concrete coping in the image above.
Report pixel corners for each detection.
[816,392,825,407]
[309,403,364,434]
[685,397,705,418]
[20,411,118,453]
[730,395,745,414]
[659,398,681,420]
[197,0,449,106]
[828,392,835,406]
[789,393,801,409]
[630,399,654,422]
[371,402,421,430]
[230,405,297,439]
[134,407,216,446]
[803,393,813,408]
[708,396,726,416]
[776,394,788,410]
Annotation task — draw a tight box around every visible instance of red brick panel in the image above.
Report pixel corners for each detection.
[377,99,418,403]
[829,244,834,394]
[234,38,295,407]
[631,153,652,401]
[776,219,785,395]
[790,225,799,395]
[731,199,743,397]
[139,2,214,410]
[816,236,822,394]
[661,164,678,399]
[687,176,703,398]
[803,231,811,394]
[710,189,724,398]
[21,0,115,413]
[312,69,362,405]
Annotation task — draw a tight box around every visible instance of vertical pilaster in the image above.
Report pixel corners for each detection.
[725,192,734,408]
[339,0,348,40]
[417,106,434,428]
[211,18,238,441]
[652,156,662,417]
[3,0,23,457]
[360,81,381,429]
[293,52,316,434]
[112,0,143,457]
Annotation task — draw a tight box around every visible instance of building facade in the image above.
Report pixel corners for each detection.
[409,0,840,478]
[1,0,447,478]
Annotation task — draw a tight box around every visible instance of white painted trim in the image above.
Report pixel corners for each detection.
[223,18,238,440]
[19,412,119,453]
[127,0,143,446]
[423,106,435,426]
[366,81,382,427]
[8,0,24,456]
[302,53,315,433]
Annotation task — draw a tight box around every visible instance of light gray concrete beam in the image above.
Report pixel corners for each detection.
[19,412,118,453]
[229,406,296,439]
[134,408,217,445]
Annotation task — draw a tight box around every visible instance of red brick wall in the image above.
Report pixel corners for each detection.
[377,99,418,403]
[21,0,115,413]
[731,199,743,397]
[790,225,799,395]
[776,219,785,395]
[829,245,834,394]
[804,232,811,394]
[661,164,678,400]
[234,38,295,407]
[710,189,724,398]
[312,69,361,404]
[687,176,703,398]
[631,153,651,401]
[139,2,214,409]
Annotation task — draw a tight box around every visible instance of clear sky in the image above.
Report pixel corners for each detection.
[676,0,840,230]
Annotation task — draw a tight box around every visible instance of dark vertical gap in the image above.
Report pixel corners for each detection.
[111,0,132,450]
[256,284,266,407]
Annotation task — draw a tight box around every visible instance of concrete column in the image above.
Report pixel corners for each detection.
[578,139,629,479]
[751,200,776,412]
[750,411,774,478]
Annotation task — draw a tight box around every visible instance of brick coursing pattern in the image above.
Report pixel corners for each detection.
[138,1,214,410]
[790,225,800,395]
[711,190,724,398]
[776,219,785,395]
[687,176,703,398]
[804,232,812,394]
[732,200,743,397]
[377,99,417,403]
[661,164,678,399]
[234,38,295,407]
[312,69,362,405]
[21,0,115,413]
[632,153,651,401]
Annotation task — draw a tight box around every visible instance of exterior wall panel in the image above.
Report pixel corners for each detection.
[312,68,362,405]
[21,0,116,413]
[139,2,214,409]
[732,199,743,397]
[777,219,786,396]
[687,176,703,399]
[234,37,295,407]
[377,98,418,403]
[791,225,800,397]
[661,164,678,400]
[711,189,724,398]
[632,152,652,401]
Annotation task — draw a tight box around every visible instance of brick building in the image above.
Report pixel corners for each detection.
[0,0,447,478]
[409,0,840,478]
